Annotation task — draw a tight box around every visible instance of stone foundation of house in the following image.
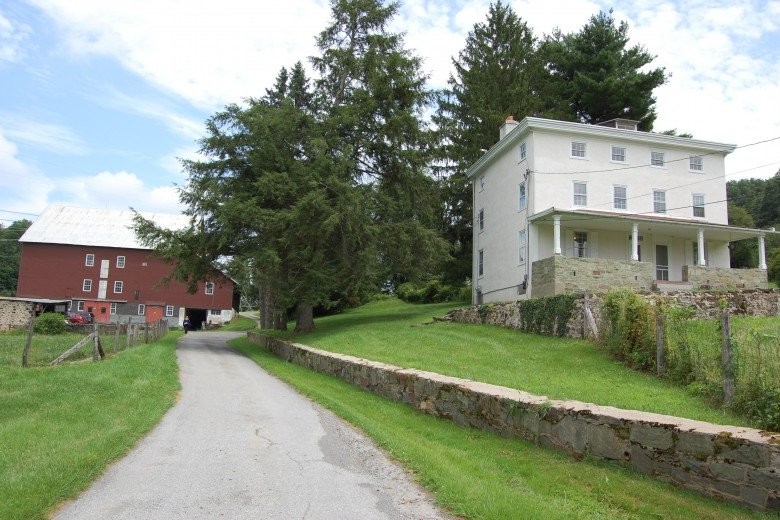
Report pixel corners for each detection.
[531,256,654,297]
[247,333,780,512]
[684,265,768,290]
[0,299,33,331]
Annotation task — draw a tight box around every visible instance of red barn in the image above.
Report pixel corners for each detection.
[17,205,237,330]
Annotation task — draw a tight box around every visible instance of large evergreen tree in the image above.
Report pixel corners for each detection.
[540,10,667,129]
[434,1,542,283]
[0,219,32,296]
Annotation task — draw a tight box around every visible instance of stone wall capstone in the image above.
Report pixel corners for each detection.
[247,333,780,511]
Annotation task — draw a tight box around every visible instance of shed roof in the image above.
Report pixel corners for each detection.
[19,205,190,250]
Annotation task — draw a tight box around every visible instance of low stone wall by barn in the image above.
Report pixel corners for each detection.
[247,333,779,511]
[0,299,33,331]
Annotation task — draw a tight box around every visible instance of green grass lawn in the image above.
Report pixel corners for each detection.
[0,328,134,367]
[0,333,180,520]
[232,338,766,519]
[267,298,756,427]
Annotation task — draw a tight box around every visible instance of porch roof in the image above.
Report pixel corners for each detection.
[528,207,777,242]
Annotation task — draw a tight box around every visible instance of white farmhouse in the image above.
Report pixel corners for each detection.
[469,116,772,304]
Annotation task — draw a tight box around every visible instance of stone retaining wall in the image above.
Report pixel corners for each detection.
[447,289,780,340]
[247,333,779,511]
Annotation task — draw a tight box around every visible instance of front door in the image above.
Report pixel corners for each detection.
[655,245,669,280]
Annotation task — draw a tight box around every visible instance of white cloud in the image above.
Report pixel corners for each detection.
[99,88,205,140]
[0,131,54,215]
[0,115,87,155]
[28,0,331,110]
[56,170,185,213]
[0,9,30,63]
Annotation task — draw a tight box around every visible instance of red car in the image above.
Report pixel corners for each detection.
[68,311,94,324]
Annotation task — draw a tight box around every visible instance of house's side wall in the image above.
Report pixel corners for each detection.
[248,333,780,512]
[17,243,234,316]
[473,140,531,303]
[683,266,768,290]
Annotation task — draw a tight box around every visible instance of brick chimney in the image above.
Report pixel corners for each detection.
[499,115,519,140]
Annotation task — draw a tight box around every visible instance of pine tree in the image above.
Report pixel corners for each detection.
[433,1,542,283]
[541,10,667,130]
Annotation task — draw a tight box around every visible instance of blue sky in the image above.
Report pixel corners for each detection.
[1,0,779,225]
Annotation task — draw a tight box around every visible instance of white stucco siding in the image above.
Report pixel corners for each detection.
[473,143,530,302]
[528,131,729,224]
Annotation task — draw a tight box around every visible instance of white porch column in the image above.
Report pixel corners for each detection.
[553,215,562,255]
[631,223,639,261]
[758,235,767,270]
[697,228,706,267]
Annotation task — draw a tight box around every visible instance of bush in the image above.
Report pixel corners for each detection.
[34,312,66,335]
[396,280,470,304]
[517,294,576,337]
[600,289,655,370]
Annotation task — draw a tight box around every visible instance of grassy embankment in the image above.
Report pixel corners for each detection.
[261,297,761,427]
[0,331,180,520]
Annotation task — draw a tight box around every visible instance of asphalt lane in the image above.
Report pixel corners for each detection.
[54,331,450,519]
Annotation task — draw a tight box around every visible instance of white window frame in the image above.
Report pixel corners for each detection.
[573,181,587,206]
[82,279,92,292]
[518,230,526,264]
[518,181,526,211]
[165,305,174,317]
[692,193,705,218]
[689,155,704,172]
[138,304,145,316]
[478,208,484,232]
[116,255,126,268]
[110,302,117,315]
[519,141,527,161]
[77,301,85,311]
[114,280,123,294]
[478,249,484,277]
[651,151,665,168]
[479,176,485,191]
[205,282,215,295]
[653,190,667,214]
[611,145,626,163]
[613,185,627,210]
[209,309,221,316]
[85,253,95,267]
[570,141,587,159]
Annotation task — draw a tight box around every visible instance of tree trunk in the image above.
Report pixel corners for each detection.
[294,302,315,333]
[258,284,272,329]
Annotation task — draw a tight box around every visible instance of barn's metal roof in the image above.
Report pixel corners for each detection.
[19,205,191,250]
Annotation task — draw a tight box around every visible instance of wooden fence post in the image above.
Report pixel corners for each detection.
[721,309,735,406]
[114,321,120,351]
[133,323,139,346]
[92,321,99,361]
[656,312,665,376]
[22,307,35,367]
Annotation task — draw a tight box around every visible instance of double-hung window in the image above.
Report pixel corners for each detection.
[571,141,586,158]
[83,279,92,292]
[692,194,705,217]
[518,181,526,210]
[85,253,95,267]
[653,190,667,214]
[165,305,174,317]
[519,142,527,161]
[573,181,587,206]
[651,151,665,167]
[478,249,484,277]
[611,145,626,163]
[478,208,484,232]
[689,156,703,172]
[116,256,126,268]
[138,304,145,316]
[205,282,214,295]
[613,185,627,210]
[114,280,123,294]
[518,230,526,263]
[110,302,117,315]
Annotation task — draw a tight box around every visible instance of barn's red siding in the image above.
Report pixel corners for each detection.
[17,243,233,310]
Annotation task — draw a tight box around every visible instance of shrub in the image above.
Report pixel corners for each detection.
[34,312,66,335]
[396,280,470,304]
[517,294,576,337]
[600,289,655,370]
